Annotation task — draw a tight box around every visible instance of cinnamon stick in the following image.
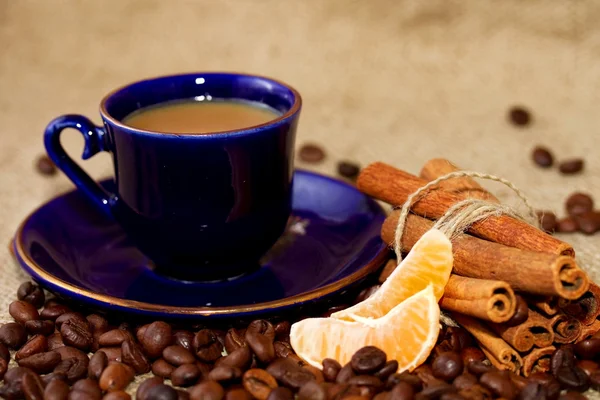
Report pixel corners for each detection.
[378,259,397,284]
[550,314,582,344]
[490,309,554,352]
[381,212,588,299]
[521,346,555,377]
[576,319,600,342]
[528,296,559,317]
[440,275,516,323]
[558,283,600,325]
[358,162,574,257]
[419,158,499,202]
[453,313,522,373]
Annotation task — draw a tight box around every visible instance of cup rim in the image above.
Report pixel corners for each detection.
[99,71,302,138]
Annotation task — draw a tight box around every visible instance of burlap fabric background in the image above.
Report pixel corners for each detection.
[1,0,600,397]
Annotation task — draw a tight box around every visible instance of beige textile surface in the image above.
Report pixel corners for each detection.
[1,0,600,397]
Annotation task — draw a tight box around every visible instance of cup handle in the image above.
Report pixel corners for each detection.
[44,114,116,215]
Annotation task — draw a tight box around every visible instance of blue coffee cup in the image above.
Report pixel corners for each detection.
[44,72,301,280]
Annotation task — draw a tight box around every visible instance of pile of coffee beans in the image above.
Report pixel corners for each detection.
[297,142,361,181]
[0,281,599,399]
[531,146,584,175]
[537,192,600,235]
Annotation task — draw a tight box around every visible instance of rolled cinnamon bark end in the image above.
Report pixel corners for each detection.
[419,158,499,202]
[528,296,559,316]
[453,313,522,373]
[381,211,588,299]
[522,346,555,377]
[491,310,554,352]
[550,314,582,344]
[358,162,574,257]
[558,283,600,325]
[576,319,600,342]
[440,275,516,323]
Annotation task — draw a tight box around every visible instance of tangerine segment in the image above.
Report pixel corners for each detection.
[290,286,440,371]
[332,228,452,321]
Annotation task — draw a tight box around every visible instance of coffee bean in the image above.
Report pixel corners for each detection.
[297,381,326,400]
[48,332,65,350]
[24,319,54,336]
[189,380,225,400]
[467,360,494,376]
[9,300,40,325]
[242,368,278,400]
[527,373,562,399]
[350,346,387,374]
[152,358,176,378]
[246,331,275,364]
[551,345,575,376]
[504,295,530,327]
[559,392,587,400]
[136,376,164,400]
[89,350,108,380]
[537,211,557,233]
[17,282,45,309]
[55,312,88,330]
[374,361,398,381]
[16,334,48,361]
[41,377,70,400]
[577,359,599,377]
[73,378,103,398]
[22,372,44,400]
[555,366,589,391]
[452,373,477,391]
[508,106,531,126]
[54,357,89,383]
[146,383,180,400]
[518,382,549,400]
[575,211,600,235]
[216,345,252,370]
[98,329,133,347]
[446,327,473,352]
[387,371,422,391]
[42,372,68,385]
[590,370,600,390]
[224,387,253,400]
[532,146,554,168]
[163,345,196,366]
[419,381,457,398]
[274,321,290,339]
[432,352,463,381]
[273,341,293,359]
[83,314,107,333]
[460,347,485,366]
[322,358,342,382]
[98,361,133,391]
[140,321,172,358]
[573,338,600,360]
[18,351,61,373]
[267,357,316,389]
[298,144,325,163]
[480,371,518,399]
[173,330,195,353]
[387,381,415,400]
[36,155,57,175]
[98,347,122,362]
[565,193,593,217]
[40,303,71,320]
[0,358,7,380]
[556,217,579,233]
[103,391,131,400]
[337,161,361,180]
[336,363,356,383]
[194,329,224,362]
[170,363,200,387]
[559,159,584,175]
[61,319,93,350]
[0,322,27,349]
[224,328,247,353]
[121,339,150,374]
[208,365,243,382]
[266,387,294,400]
[246,320,275,341]
[439,394,464,400]
[55,344,89,363]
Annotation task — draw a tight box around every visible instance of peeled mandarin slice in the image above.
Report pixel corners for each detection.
[290,285,440,371]
[332,228,452,321]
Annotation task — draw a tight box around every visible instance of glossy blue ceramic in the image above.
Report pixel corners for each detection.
[14,171,388,321]
[44,73,301,280]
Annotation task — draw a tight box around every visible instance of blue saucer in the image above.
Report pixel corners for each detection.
[13,170,388,321]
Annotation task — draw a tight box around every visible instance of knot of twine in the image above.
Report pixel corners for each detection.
[393,171,541,262]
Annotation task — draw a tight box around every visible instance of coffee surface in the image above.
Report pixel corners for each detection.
[123,99,280,134]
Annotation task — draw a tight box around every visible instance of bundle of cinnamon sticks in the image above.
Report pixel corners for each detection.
[359,158,600,376]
